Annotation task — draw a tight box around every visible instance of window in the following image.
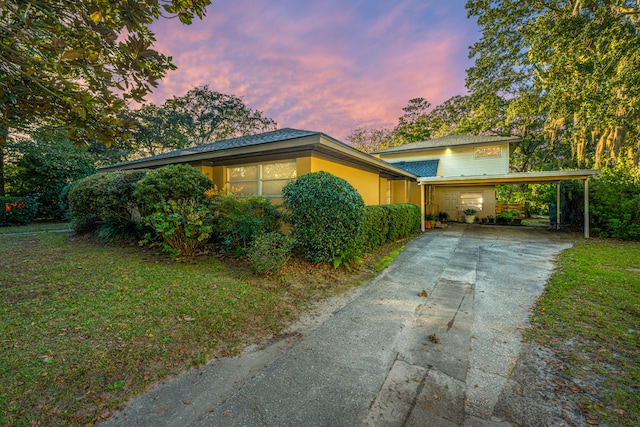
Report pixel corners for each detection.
[474,146,501,158]
[459,191,483,211]
[227,161,297,197]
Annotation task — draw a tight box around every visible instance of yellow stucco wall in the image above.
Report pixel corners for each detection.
[309,156,380,205]
[195,156,416,207]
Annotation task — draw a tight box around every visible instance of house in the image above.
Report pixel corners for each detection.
[374,134,599,237]
[102,128,598,237]
[100,128,418,206]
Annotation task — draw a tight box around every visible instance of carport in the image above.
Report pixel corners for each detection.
[418,169,601,238]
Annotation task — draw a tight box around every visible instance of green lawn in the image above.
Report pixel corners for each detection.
[0,231,392,426]
[528,239,640,426]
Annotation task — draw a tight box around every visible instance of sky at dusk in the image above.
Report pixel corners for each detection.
[148,1,480,141]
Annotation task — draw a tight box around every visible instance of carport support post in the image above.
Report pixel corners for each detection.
[584,178,590,238]
[556,182,561,231]
[420,182,425,232]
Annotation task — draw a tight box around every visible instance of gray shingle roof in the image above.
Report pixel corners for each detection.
[374,134,520,154]
[105,128,321,168]
[391,160,439,177]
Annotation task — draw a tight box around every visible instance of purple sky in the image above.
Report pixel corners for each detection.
[148,1,480,140]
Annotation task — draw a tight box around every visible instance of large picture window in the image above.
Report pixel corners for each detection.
[227,161,297,197]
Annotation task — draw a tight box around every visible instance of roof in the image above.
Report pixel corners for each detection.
[103,128,321,169]
[100,127,417,180]
[374,134,521,154]
[391,160,439,177]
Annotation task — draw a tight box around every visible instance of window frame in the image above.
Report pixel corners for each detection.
[227,160,297,198]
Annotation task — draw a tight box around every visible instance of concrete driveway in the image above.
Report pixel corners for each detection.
[101,224,573,427]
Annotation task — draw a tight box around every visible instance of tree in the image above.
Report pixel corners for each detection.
[164,85,277,146]
[0,0,211,195]
[392,98,433,144]
[466,0,640,167]
[118,104,192,159]
[347,127,393,153]
[5,136,97,219]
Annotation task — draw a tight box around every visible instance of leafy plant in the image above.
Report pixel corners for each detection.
[208,194,281,256]
[144,199,213,257]
[283,171,365,265]
[134,165,212,217]
[437,211,449,221]
[247,232,294,275]
[424,212,436,221]
[0,196,38,226]
[463,208,477,215]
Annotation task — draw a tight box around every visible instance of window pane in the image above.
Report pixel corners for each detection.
[232,181,259,196]
[262,162,297,179]
[228,165,258,180]
[460,192,483,210]
[262,179,293,196]
[475,146,500,158]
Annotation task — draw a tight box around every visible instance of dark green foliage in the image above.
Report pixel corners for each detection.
[209,194,281,256]
[133,165,212,216]
[359,205,389,253]
[0,196,38,226]
[590,163,640,240]
[386,204,421,242]
[359,204,421,253]
[144,200,213,257]
[283,171,365,264]
[68,170,148,236]
[5,137,97,220]
[248,232,294,275]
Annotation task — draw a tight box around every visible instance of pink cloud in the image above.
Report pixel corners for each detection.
[146,0,478,141]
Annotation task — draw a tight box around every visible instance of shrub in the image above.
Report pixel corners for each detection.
[386,204,421,241]
[68,170,148,236]
[283,171,365,264]
[208,194,282,256]
[144,199,213,257]
[0,196,39,226]
[359,204,420,253]
[134,165,212,216]
[247,232,294,275]
[359,205,390,253]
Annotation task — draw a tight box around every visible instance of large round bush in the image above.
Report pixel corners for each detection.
[68,170,149,233]
[283,171,365,264]
[134,164,213,216]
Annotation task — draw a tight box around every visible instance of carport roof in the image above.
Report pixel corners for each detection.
[417,169,600,185]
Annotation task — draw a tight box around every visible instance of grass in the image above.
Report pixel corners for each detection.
[0,230,406,426]
[528,239,640,426]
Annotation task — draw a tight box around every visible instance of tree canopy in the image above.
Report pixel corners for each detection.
[0,0,211,195]
[466,0,640,167]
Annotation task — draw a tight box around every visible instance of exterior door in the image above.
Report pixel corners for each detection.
[444,192,459,222]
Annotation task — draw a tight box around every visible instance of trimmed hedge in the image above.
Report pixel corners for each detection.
[0,196,39,226]
[283,171,365,264]
[359,203,421,253]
